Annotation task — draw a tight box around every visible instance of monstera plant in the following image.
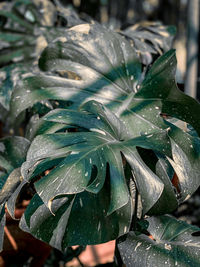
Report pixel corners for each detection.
[0,3,200,266]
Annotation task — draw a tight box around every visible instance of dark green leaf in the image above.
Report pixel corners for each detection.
[22,102,176,220]
[20,190,132,249]
[148,154,178,215]
[118,215,200,267]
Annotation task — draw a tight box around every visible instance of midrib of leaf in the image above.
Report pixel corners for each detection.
[80,61,131,95]
[115,34,135,89]
[121,100,163,132]
[51,45,130,95]
[96,38,132,92]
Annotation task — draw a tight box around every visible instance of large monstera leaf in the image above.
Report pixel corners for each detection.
[118,215,200,267]
[0,136,30,251]
[20,100,200,248]
[10,23,141,121]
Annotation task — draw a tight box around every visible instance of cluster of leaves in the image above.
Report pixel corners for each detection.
[0,1,200,266]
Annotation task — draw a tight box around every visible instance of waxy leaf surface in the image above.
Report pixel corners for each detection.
[118,215,200,267]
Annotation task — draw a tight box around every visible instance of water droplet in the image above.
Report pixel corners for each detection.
[97,221,101,231]
[134,242,142,251]
[80,198,83,207]
[90,128,106,135]
[71,151,80,155]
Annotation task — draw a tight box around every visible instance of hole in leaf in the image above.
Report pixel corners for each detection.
[191,231,200,237]
[171,172,181,193]
[87,165,98,186]
[55,70,81,80]
[136,147,158,172]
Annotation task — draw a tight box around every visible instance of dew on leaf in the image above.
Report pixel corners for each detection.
[134,242,142,251]
[79,198,83,207]
[90,128,106,135]
[71,151,80,155]
[38,190,44,196]
[97,221,101,231]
